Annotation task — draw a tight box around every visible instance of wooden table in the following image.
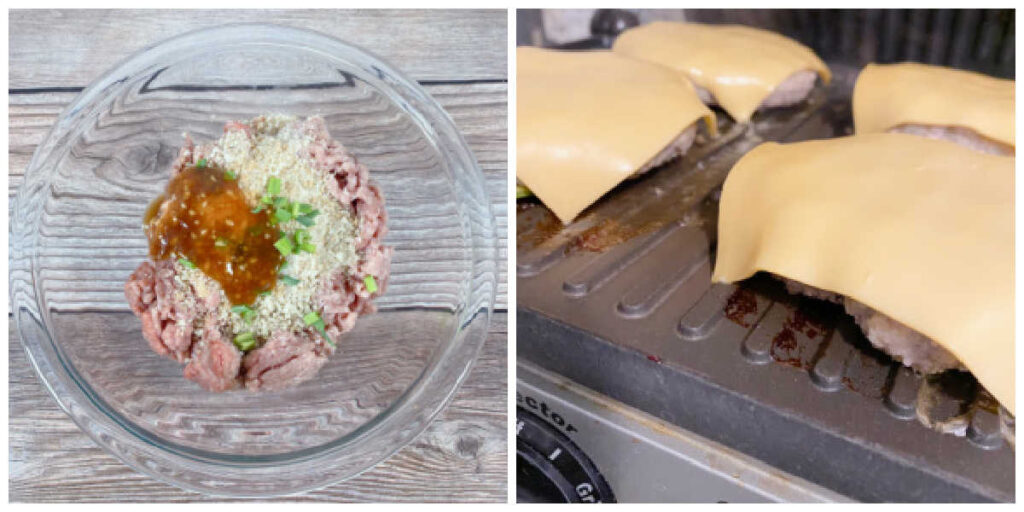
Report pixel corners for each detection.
[9,9,507,502]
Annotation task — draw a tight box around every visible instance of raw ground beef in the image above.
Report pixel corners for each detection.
[125,116,392,391]
[242,331,329,392]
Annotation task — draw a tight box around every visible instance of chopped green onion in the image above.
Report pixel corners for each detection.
[296,209,320,227]
[258,290,272,298]
[279,258,288,270]
[364,275,378,293]
[303,311,334,347]
[297,203,314,215]
[279,274,300,286]
[178,257,196,269]
[293,231,313,252]
[303,311,322,326]
[261,194,274,205]
[224,169,237,180]
[273,196,289,209]
[214,237,229,249]
[232,332,256,351]
[273,208,292,224]
[290,201,302,217]
[196,158,207,169]
[231,304,255,322]
[274,236,294,256]
[315,322,333,347]
[266,177,281,196]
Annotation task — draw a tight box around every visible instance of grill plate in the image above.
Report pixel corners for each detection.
[516,64,1014,502]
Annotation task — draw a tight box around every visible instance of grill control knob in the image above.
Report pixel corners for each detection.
[516,407,614,503]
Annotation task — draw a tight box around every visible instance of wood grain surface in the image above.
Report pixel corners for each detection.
[9,9,508,502]
[9,316,507,502]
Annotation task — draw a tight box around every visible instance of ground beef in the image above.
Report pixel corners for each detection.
[183,319,242,392]
[304,116,393,345]
[125,116,391,392]
[125,259,197,363]
[242,331,329,391]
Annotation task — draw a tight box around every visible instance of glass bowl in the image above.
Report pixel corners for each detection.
[10,23,497,497]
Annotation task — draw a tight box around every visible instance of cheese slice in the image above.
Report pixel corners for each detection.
[517,47,715,224]
[853,62,1015,149]
[712,134,1014,413]
[612,21,831,122]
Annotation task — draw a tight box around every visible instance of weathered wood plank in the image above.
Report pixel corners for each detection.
[8,314,507,502]
[9,9,507,88]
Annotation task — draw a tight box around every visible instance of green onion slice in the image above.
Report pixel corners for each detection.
[364,275,378,293]
[233,332,256,351]
[273,208,292,224]
[303,311,322,326]
[274,236,294,256]
[279,274,300,286]
[316,322,333,347]
[178,257,196,269]
[303,311,334,347]
[196,158,207,169]
[266,177,281,196]
[224,169,237,180]
[231,304,256,322]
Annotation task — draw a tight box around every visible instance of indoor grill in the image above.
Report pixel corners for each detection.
[515,9,1014,503]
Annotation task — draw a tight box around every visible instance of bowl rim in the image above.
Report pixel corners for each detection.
[11,22,497,497]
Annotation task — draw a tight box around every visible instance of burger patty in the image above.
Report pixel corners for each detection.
[780,276,965,374]
[633,124,698,177]
[888,124,1015,157]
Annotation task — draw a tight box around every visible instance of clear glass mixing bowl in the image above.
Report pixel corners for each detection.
[10,23,497,497]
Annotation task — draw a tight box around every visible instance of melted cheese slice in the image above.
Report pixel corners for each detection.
[853,62,1015,148]
[517,47,715,224]
[613,22,831,122]
[712,134,1014,413]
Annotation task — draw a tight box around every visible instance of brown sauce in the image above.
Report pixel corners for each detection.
[724,288,758,328]
[144,165,282,305]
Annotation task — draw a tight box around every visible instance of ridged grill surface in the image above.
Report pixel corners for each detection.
[516,64,1013,502]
